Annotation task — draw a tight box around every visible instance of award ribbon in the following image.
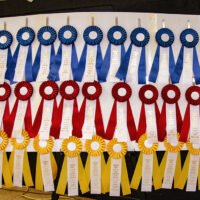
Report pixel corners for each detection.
[99,25,126,82]
[6,81,33,139]
[9,129,33,187]
[56,136,89,196]
[149,28,175,84]
[175,139,200,191]
[116,27,150,84]
[31,80,58,140]
[48,25,78,81]
[73,26,103,82]
[130,133,161,191]
[73,81,104,139]
[171,28,200,84]
[0,130,12,188]
[8,27,35,84]
[0,30,13,84]
[179,86,200,143]
[104,82,137,142]
[32,26,57,82]
[137,85,160,143]
[102,138,130,196]
[85,135,106,194]
[159,84,182,142]
[33,135,57,192]
[49,80,79,139]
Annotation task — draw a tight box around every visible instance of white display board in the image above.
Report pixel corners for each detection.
[0,12,199,152]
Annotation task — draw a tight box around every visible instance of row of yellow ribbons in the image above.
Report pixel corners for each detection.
[0,129,199,195]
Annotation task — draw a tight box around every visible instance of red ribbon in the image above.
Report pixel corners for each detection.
[179,86,200,143]
[6,81,33,138]
[104,82,137,140]
[31,81,58,138]
[49,81,79,139]
[137,85,160,142]
[158,84,182,141]
[72,81,104,138]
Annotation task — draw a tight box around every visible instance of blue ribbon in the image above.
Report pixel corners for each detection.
[99,43,125,82]
[115,44,146,84]
[32,44,55,81]
[5,48,12,80]
[74,44,102,82]
[149,46,175,83]
[48,43,78,81]
[193,47,200,84]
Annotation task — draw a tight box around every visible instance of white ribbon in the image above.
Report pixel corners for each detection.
[83,45,97,82]
[12,100,28,138]
[157,47,169,84]
[90,155,101,194]
[39,100,54,140]
[60,99,73,139]
[145,104,158,143]
[190,105,200,144]
[162,151,178,189]
[107,45,121,82]
[40,153,54,192]
[180,47,193,84]
[110,157,122,196]
[67,156,78,196]
[126,45,141,83]
[116,102,128,142]
[0,101,6,129]
[13,149,24,187]
[82,100,96,140]
[0,150,3,188]
[186,154,199,191]
[59,44,72,81]
[13,46,29,82]
[37,45,51,82]
[0,49,8,84]
[166,103,178,143]
[141,153,153,192]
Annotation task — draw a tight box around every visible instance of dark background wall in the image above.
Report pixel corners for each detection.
[1,0,200,17]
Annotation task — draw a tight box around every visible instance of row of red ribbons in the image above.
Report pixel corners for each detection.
[0,80,199,144]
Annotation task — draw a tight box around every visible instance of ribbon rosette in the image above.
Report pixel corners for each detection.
[73,25,103,82]
[99,25,127,82]
[0,130,12,188]
[0,30,13,84]
[137,84,160,143]
[159,84,182,142]
[50,80,79,139]
[32,80,58,140]
[56,136,89,196]
[6,81,33,139]
[33,135,57,192]
[48,25,78,81]
[73,81,104,139]
[179,86,200,143]
[9,129,33,187]
[131,133,161,191]
[32,26,57,82]
[171,28,200,84]
[85,135,106,194]
[149,28,175,84]
[104,82,137,142]
[8,26,35,84]
[102,138,130,196]
[175,139,200,191]
[116,27,150,84]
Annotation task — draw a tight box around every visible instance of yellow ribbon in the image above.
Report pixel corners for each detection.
[131,134,161,190]
[56,136,89,195]
[33,136,57,190]
[9,130,33,187]
[101,139,131,196]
